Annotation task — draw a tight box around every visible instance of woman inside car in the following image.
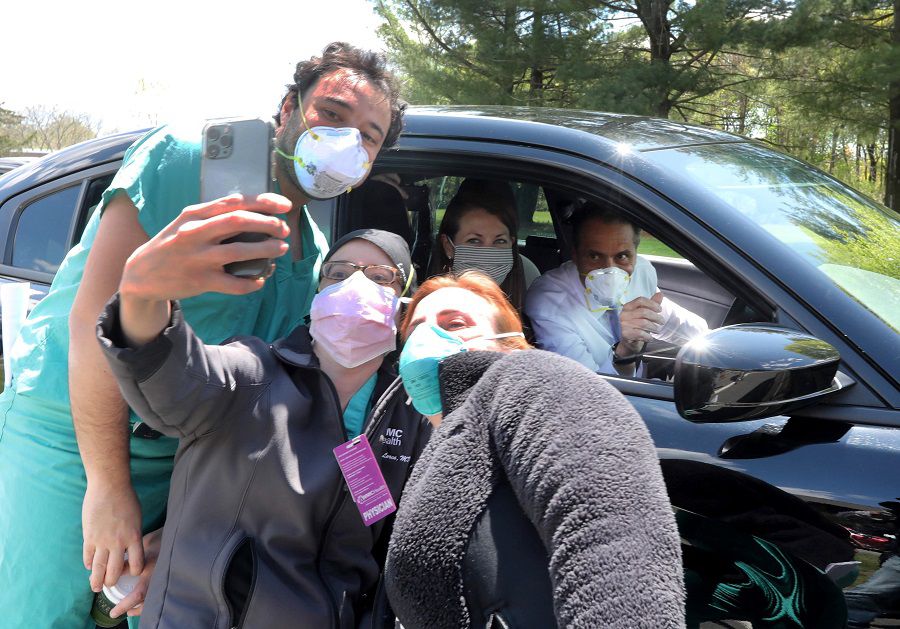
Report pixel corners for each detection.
[385,271,685,628]
[427,178,532,314]
[96,228,430,628]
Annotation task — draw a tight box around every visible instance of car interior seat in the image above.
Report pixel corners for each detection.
[519,253,541,287]
[344,179,414,248]
[399,182,433,279]
[521,236,562,274]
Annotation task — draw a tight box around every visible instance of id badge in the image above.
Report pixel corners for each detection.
[333,434,397,526]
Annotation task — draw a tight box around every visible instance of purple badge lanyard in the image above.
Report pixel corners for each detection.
[333,434,397,526]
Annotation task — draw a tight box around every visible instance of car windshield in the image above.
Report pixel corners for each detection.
[644,142,900,332]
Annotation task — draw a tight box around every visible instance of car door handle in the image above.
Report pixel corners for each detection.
[718,416,852,459]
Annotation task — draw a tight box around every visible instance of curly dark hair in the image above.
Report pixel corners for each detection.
[275,42,406,149]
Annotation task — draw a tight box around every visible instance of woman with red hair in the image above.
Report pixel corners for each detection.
[386,270,686,628]
[400,270,530,353]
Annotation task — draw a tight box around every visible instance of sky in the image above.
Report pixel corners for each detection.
[1,0,385,134]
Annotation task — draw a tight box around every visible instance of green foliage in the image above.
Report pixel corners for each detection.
[21,106,98,151]
[0,104,27,156]
[375,1,608,106]
[681,1,898,203]
[638,236,683,259]
[375,0,899,209]
[814,199,900,280]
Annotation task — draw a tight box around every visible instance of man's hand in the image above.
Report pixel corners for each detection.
[119,193,292,304]
[617,292,665,354]
[83,481,144,593]
[109,527,164,619]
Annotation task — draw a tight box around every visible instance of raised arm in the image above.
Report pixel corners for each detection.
[72,190,291,592]
[484,351,685,627]
[97,295,270,439]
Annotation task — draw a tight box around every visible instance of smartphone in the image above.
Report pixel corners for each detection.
[200,117,275,278]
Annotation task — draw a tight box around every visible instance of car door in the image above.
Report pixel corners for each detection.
[366,137,898,627]
[0,164,118,300]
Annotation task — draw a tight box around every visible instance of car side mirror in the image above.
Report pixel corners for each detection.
[674,324,846,423]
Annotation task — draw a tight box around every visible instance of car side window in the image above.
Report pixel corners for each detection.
[638,230,683,259]
[13,185,79,274]
[522,187,774,383]
[515,184,555,242]
[72,174,115,245]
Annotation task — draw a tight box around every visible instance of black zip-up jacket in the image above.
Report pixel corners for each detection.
[97,295,430,629]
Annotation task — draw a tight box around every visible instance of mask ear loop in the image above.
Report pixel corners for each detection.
[483,332,526,341]
[295,90,319,140]
[400,265,415,299]
[273,90,324,167]
[459,330,525,349]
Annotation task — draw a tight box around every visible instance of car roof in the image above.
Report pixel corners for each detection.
[0,156,34,168]
[0,129,150,199]
[1,108,741,200]
[402,105,748,157]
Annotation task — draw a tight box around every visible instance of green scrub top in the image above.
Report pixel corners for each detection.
[343,373,378,439]
[2,124,329,453]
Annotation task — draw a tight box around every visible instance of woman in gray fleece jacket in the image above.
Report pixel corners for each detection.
[385,272,686,628]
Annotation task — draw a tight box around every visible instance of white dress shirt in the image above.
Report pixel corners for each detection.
[525,257,709,374]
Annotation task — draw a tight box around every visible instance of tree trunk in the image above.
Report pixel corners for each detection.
[828,129,839,174]
[529,8,545,106]
[866,143,879,184]
[886,0,900,211]
[494,7,518,104]
[737,93,748,135]
[636,0,674,118]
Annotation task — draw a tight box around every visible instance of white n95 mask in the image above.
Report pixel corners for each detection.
[584,267,630,312]
[279,126,371,199]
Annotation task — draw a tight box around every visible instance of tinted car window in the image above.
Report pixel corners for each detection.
[516,184,555,242]
[13,186,78,274]
[428,176,553,241]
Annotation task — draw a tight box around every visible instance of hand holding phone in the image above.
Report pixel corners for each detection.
[200,117,275,278]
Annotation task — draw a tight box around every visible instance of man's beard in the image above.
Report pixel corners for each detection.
[276,112,305,192]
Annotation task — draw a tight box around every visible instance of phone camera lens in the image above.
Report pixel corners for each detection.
[207,127,220,142]
[220,133,233,148]
[208,145,220,158]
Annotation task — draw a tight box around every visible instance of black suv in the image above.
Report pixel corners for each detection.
[1,108,897,628]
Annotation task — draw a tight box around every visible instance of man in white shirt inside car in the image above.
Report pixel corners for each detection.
[525,204,708,376]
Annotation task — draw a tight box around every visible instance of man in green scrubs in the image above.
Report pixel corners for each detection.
[0,41,404,628]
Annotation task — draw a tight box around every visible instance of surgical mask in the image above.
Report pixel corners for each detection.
[584,266,631,313]
[309,272,398,368]
[450,242,515,286]
[276,96,371,199]
[399,324,524,416]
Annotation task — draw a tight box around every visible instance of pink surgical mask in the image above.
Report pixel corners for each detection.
[309,271,399,368]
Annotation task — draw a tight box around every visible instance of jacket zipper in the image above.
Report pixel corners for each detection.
[315,373,348,627]
[315,374,397,627]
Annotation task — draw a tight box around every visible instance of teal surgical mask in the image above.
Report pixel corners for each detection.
[399,324,524,416]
